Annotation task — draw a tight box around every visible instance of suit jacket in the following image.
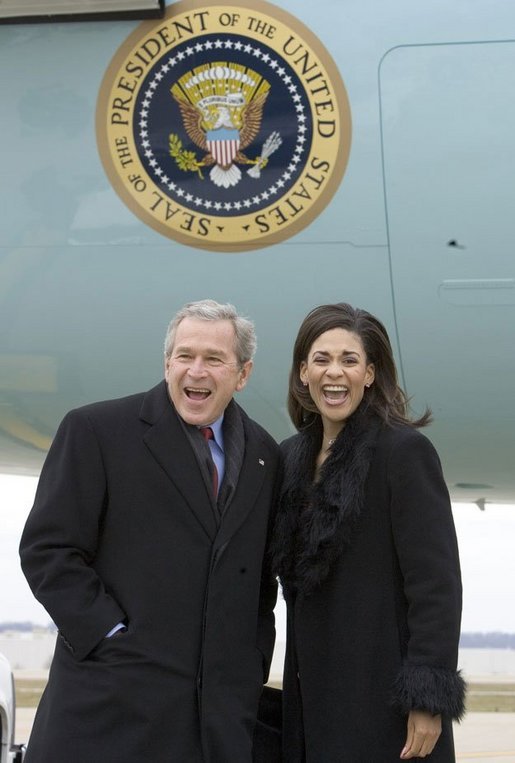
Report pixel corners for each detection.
[20,381,281,763]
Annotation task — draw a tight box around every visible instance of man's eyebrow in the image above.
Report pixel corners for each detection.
[174,344,229,357]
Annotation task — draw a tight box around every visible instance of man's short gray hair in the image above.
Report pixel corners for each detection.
[164,299,257,366]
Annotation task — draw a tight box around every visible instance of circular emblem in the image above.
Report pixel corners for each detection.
[96,0,351,251]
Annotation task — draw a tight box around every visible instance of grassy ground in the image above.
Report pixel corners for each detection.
[15,678,47,708]
[14,677,515,712]
[465,683,515,712]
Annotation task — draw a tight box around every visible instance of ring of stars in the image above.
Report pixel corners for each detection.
[136,37,309,213]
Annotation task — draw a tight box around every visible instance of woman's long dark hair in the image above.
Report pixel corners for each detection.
[288,303,431,430]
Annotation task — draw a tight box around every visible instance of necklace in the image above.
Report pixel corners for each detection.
[318,435,337,470]
[324,436,336,451]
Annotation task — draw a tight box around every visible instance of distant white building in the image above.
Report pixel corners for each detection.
[0,631,56,671]
[1,633,515,679]
[458,648,515,679]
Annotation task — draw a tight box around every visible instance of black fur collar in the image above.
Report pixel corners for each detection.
[270,405,381,595]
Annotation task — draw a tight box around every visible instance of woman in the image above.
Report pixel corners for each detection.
[271,303,465,761]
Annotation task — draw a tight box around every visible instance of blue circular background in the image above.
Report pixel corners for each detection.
[134,33,313,215]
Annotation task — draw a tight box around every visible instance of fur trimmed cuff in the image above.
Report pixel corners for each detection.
[392,664,466,720]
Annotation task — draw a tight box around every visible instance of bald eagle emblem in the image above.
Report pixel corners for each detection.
[169,63,282,188]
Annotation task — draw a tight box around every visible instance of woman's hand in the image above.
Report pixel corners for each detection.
[400,710,442,759]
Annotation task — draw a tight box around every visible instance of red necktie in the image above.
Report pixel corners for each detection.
[200,427,219,496]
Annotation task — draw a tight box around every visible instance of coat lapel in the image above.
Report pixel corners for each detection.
[214,410,269,551]
[140,382,218,540]
[217,400,245,515]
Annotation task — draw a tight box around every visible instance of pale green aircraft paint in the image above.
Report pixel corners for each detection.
[0,0,513,504]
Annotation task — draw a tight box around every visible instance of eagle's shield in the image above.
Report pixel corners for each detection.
[206,128,240,167]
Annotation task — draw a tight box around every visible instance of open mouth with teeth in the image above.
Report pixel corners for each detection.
[185,387,212,401]
[322,385,349,405]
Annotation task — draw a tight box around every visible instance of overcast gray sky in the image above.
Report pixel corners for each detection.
[2,474,515,634]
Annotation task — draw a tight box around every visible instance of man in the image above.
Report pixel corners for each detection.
[20,300,281,762]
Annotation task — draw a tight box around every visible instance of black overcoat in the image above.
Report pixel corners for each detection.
[20,381,280,762]
[272,414,465,762]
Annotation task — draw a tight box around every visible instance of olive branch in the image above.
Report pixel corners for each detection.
[169,134,205,179]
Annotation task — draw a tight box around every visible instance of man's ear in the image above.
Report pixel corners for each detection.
[235,360,253,392]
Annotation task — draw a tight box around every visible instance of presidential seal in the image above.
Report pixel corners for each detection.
[96,0,351,251]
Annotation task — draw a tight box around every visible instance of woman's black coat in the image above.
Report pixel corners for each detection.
[272,413,465,762]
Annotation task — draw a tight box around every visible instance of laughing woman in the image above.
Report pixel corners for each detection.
[271,303,465,762]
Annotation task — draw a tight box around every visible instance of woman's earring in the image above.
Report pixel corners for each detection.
[302,381,308,387]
